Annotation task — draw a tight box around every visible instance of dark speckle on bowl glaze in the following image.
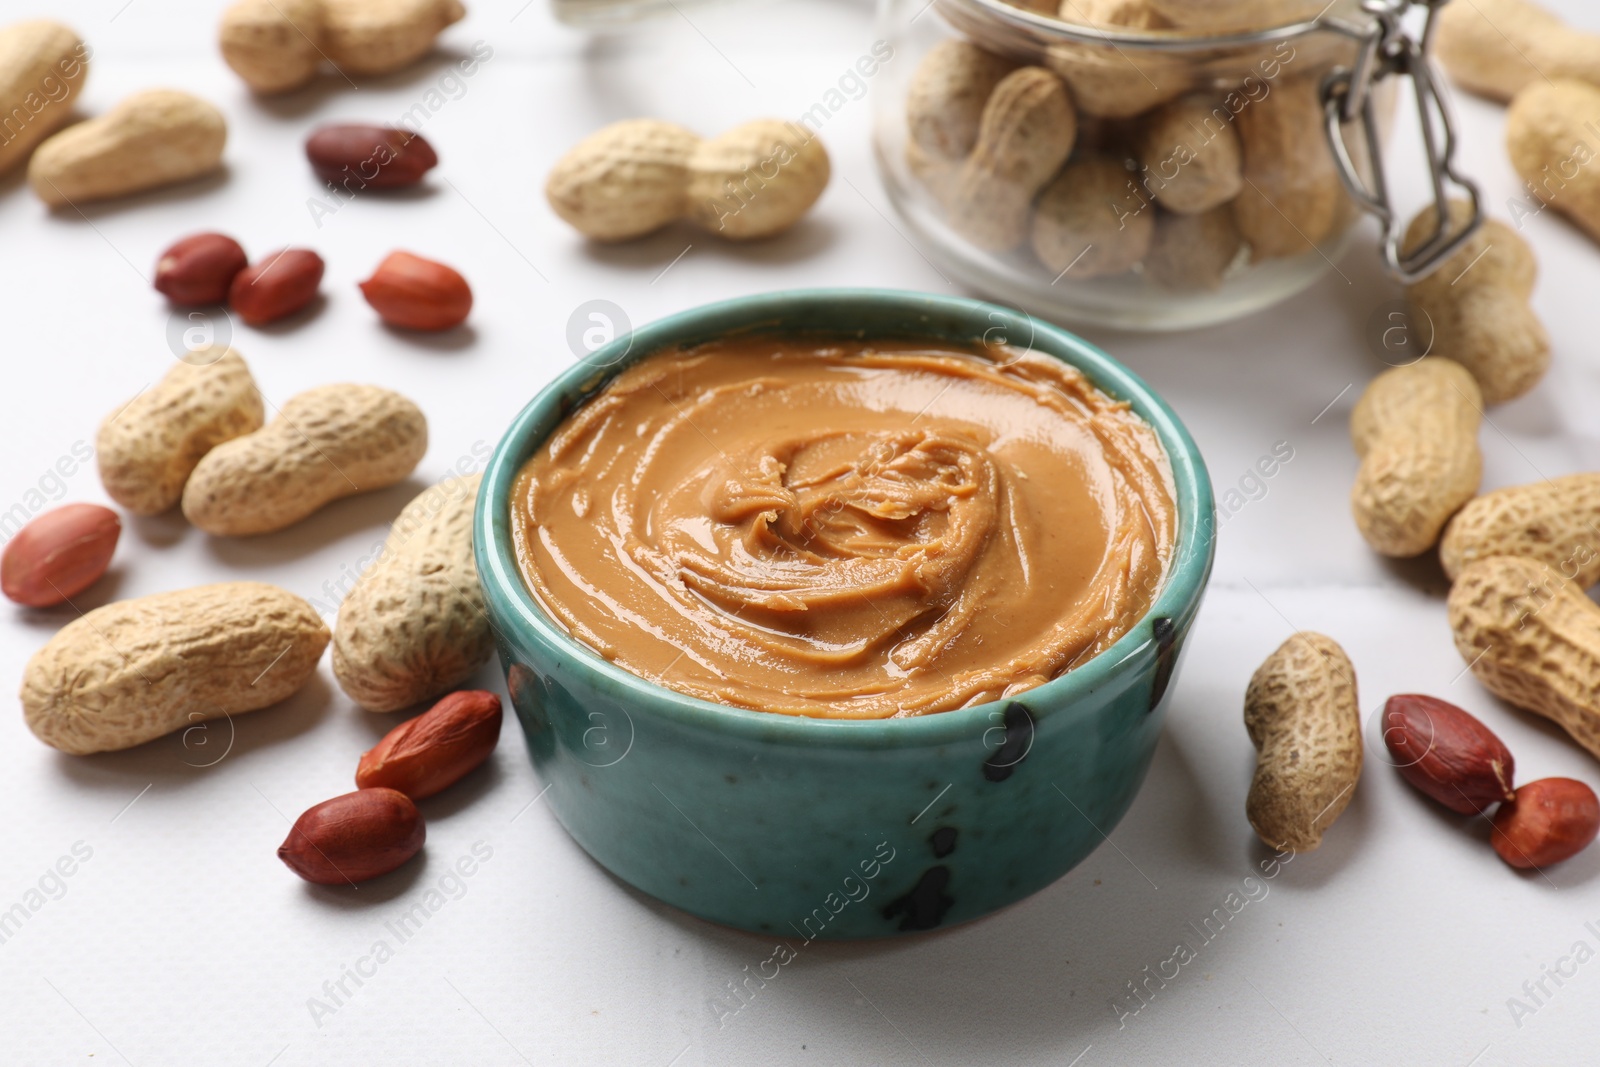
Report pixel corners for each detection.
[982,704,1035,783]
[1148,616,1178,712]
[884,867,954,931]
[507,664,549,736]
[930,826,957,858]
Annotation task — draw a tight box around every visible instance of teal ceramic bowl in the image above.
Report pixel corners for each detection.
[475,289,1215,939]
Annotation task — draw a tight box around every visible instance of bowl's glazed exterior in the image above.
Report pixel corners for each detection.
[476,289,1215,938]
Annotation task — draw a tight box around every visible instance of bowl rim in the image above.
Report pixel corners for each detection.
[475,287,1216,747]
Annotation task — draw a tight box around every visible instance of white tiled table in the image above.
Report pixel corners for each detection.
[3,0,1598,1062]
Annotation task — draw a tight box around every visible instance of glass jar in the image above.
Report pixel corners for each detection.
[873,0,1479,330]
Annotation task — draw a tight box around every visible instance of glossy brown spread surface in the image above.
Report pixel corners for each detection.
[510,337,1176,718]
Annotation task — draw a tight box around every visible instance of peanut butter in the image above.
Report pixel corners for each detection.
[510,337,1175,718]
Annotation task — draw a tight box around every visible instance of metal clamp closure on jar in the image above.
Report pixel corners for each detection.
[1321,0,1480,283]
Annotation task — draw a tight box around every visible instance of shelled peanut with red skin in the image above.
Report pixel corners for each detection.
[229,249,325,326]
[278,788,425,884]
[1381,694,1515,815]
[1491,779,1600,869]
[1,505,120,608]
[359,251,471,331]
[155,233,249,306]
[305,124,437,189]
[357,691,502,799]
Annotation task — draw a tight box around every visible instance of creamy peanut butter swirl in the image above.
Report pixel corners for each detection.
[511,338,1175,718]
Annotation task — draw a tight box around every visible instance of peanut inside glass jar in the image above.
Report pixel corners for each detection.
[875,0,1385,329]
[510,336,1176,719]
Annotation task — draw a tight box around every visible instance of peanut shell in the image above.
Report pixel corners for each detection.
[96,347,265,516]
[1449,556,1600,762]
[906,40,1017,163]
[218,0,324,94]
[1349,359,1482,558]
[0,20,90,175]
[1437,0,1600,103]
[1402,199,1548,405]
[685,119,830,240]
[1441,474,1600,587]
[1031,155,1153,278]
[1136,94,1243,215]
[1245,632,1362,852]
[1048,0,1190,119]
[1506,79,1600,245]
[1232,74,1343,260]
[320,0,465,76]
[1143,206,1242,291]
[948,66,1077,252]
[22,581,329,755]
[182,384,427,536]
[545,119,701,242]
[28,89,226,207]
[332,473,493,712]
